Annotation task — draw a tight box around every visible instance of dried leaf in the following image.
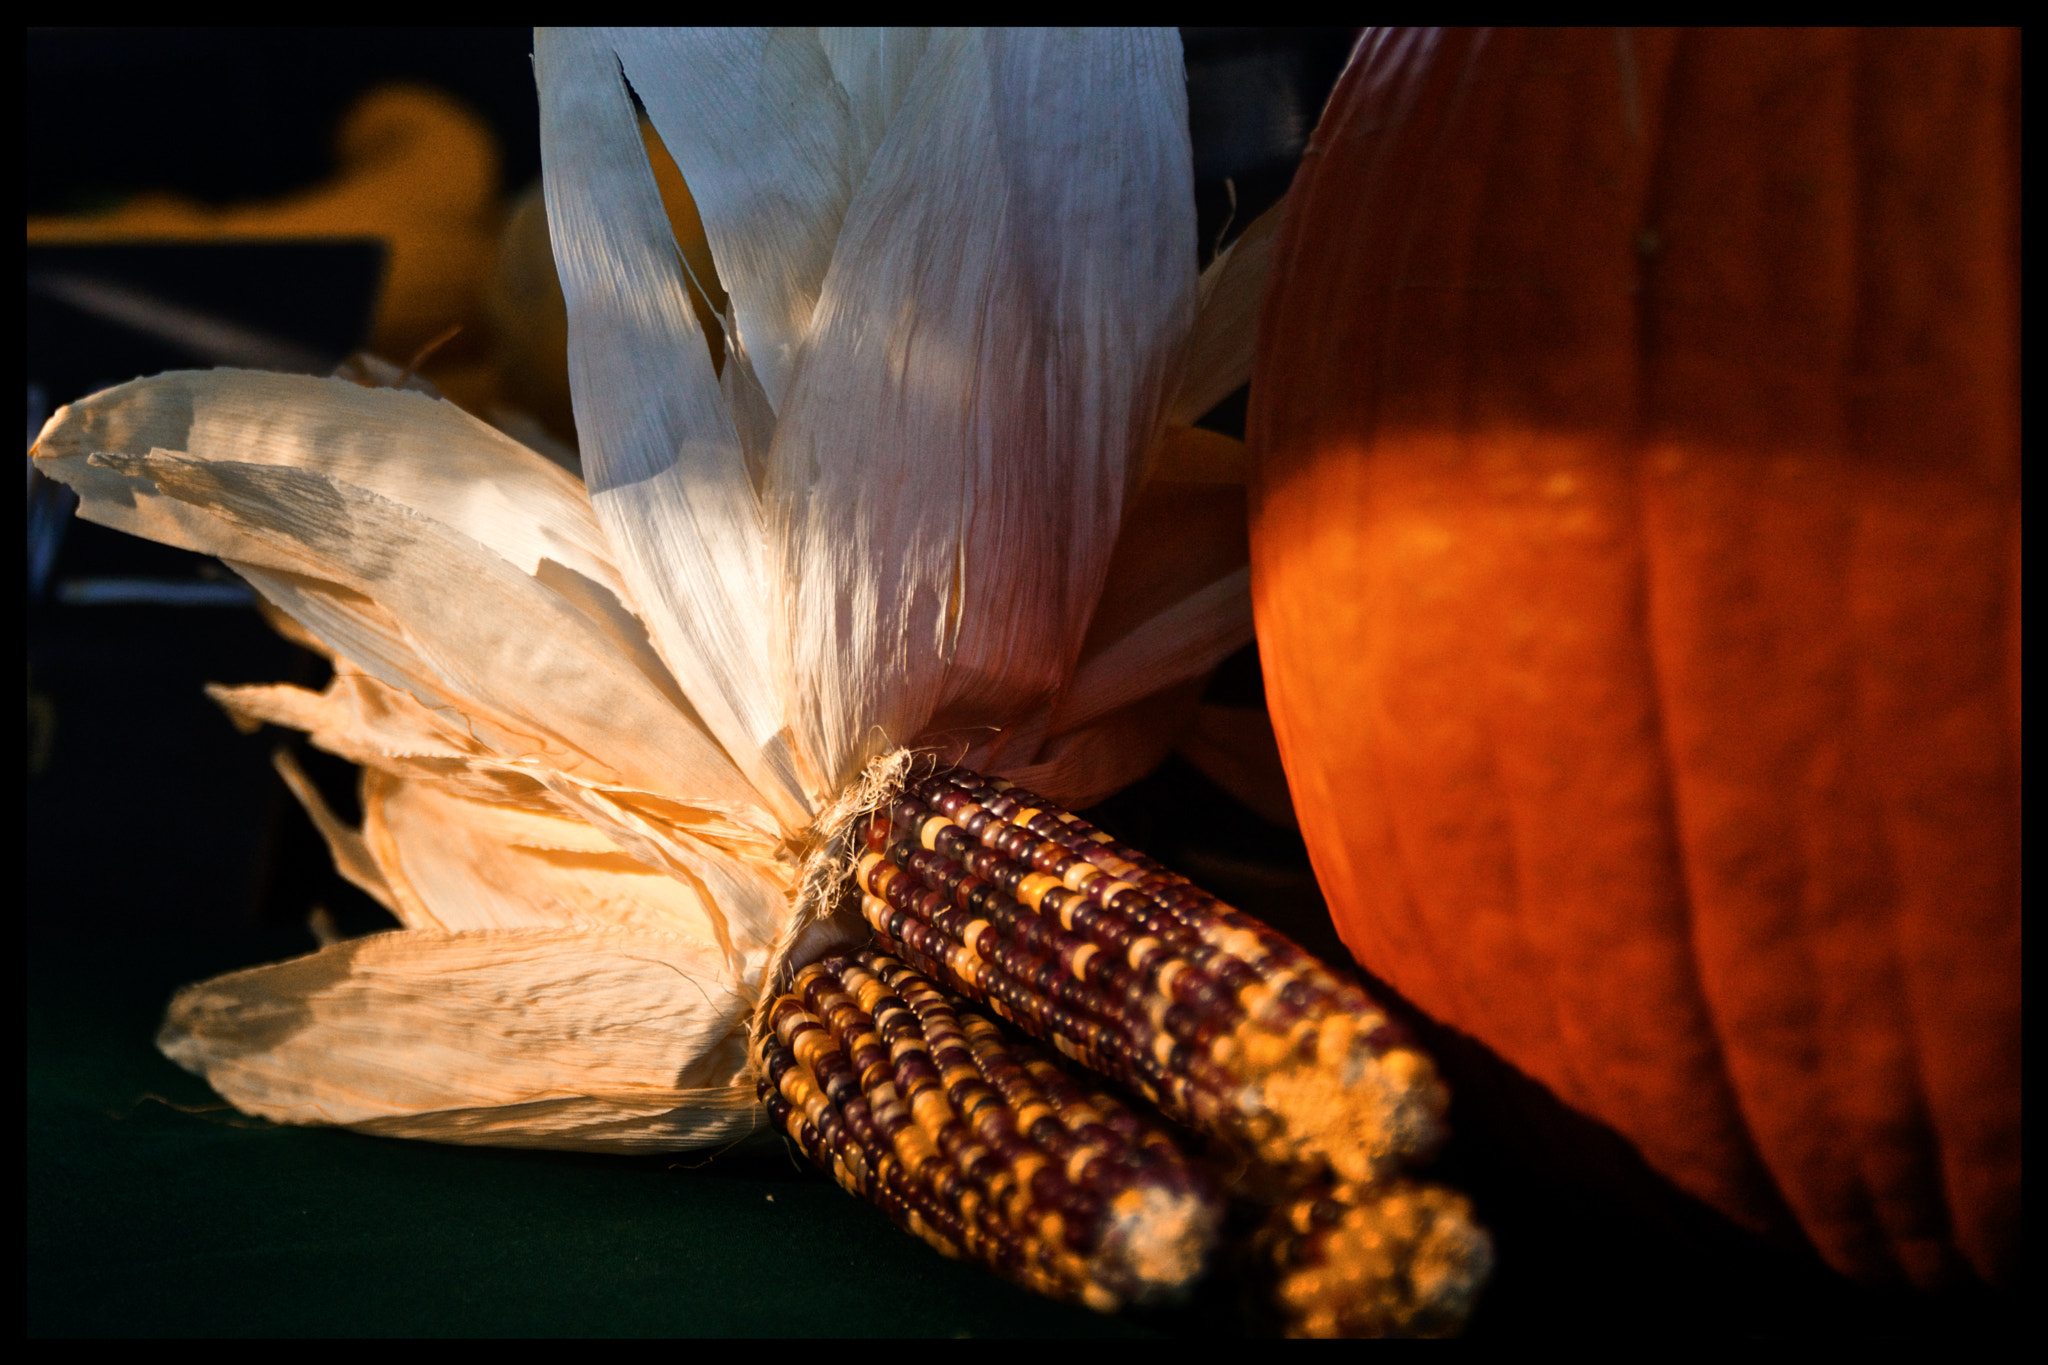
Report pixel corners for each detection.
[158,927,755,1146]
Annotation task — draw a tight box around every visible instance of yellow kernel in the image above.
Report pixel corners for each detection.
[1242,1026,1291,1070]
[1082,1283,1120,1313]
[1382,1048,1425,1089]
[919,815,956,850]
[1301,1307,1340,1339]
[790,1027,833,1075]
[894,1126,938,1169]
[1217,926,1265,964]
[1316,1013,1356,1068]
[1070,942,1098,980]
[1286,1017,1318,1056]
[1016,872,1062,911]
[1279,1270,1324,1309]
[910,1086,953,1137]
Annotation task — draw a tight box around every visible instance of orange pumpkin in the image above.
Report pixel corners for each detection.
[1247,28,2018,1288]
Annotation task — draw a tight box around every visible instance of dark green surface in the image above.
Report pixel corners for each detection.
[27,931,1155,1338]
[28,915,2021,1340]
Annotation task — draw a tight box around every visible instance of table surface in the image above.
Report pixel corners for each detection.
[30,926,2019,1338]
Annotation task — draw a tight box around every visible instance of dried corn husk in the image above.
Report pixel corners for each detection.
[32,27,1275,1151]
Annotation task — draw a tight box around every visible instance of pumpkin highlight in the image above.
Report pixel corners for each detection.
[1248,28,2018,1287]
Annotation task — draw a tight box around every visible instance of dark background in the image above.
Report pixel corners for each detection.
[26,28,2004,1339]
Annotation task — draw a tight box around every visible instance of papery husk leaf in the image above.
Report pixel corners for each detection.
[215,669,792,979]
[57,29,1247,1165]
[268,745,401,913]
[961,439,1254,789]
[236,677,787,986]
[1000,677,1207,812]
[359,773,737,953]
[1070,444,1250,661]
[767,28,1196,791]
[158,928,756,1150]
[348,1085,761,1152]
[49,442,762,819]
[536,28,808,826]
[213,671,522,776]
[1177,703,1299,828]
[1142,423,1250,486]
[532,778,791,982]
[611,28,858,413]
[37,370,624,592]
[819,28,933,182]
[1052,569,1252,735]
[1165,202,1283,428]
[210,668,768,852]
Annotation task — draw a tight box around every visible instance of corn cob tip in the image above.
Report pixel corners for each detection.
[1262,1180,1494,1338]
[1095,1181,1222,1307]
[1251,1042,1449,1185]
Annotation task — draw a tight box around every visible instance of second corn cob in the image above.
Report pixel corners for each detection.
[753,947,1223,1312]
[856,766,1448,1185]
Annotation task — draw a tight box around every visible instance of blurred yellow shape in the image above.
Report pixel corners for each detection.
[29,85,503,411]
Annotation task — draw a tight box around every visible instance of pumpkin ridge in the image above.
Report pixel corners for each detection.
[1626,27,1914,1281]
[1606,35,1808,1252]
[1845,29,2021,1287]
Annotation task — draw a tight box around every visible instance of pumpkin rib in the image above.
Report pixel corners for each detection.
[1830,32,1960,1285]
[1608,34,1821,1252]
[1604,41,1817,1254]
[1631,27,1919,1283]
[1841,30,2022,1287]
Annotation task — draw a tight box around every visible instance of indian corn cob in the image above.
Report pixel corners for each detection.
[1250,1179,1494,1338]
[856,766,1448,1185]
[753,947,1223,1312]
